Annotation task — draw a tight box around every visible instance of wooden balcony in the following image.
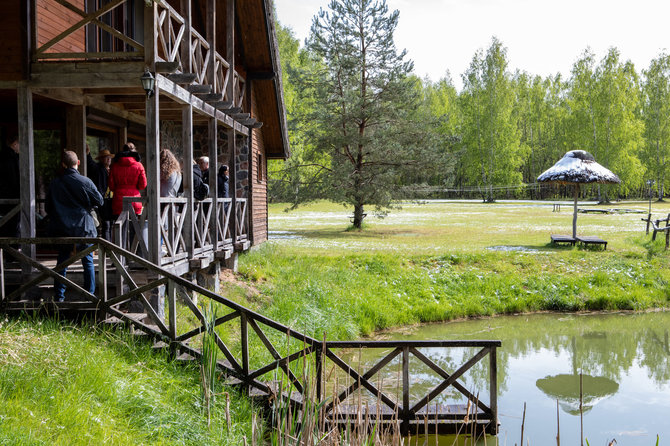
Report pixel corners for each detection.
[31,0,256,124]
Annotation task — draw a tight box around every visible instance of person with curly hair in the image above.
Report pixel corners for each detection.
[159,149,182,197]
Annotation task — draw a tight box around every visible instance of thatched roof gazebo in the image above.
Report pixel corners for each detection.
[538,150,621,240]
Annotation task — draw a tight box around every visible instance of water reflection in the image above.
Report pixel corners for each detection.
[536,374,619,415]
[370,312,670,445]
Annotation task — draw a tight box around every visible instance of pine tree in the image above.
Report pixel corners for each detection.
[303,0,440,228]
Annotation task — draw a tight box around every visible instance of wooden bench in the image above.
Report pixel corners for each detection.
[576,236,608,250]
[646,213,670,249]
[550,234,576,246]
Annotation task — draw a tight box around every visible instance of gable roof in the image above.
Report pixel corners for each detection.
[236,0,290,159]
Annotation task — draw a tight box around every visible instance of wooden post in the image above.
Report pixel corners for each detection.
[401,346,410,436]
[315,344,323,402]
[489,346,498,435]
[226,0,237,245]
[207,0,216,90]
[180,0,192,74]
[66,105,87,176]
[182,105,194,259]
[144,0,160,265]
[228,130,237,244]
[208,118,218,246]
[646,213,652,235]
[17,86,35,267]
[97,245,107,321]
[240,312,249,394]
[572,184,579,239]
[167,279,177,358]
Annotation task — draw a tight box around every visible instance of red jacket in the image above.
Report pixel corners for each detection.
[109,153,147,215]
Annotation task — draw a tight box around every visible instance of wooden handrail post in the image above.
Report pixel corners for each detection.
[97,244,107,321]
[0,248,5,304]
[18,86,36,271]
[167,279,177,358]
[489,346,498,435]
[401,346,410,436]
[315,345,323,402]
[241,312,249,394]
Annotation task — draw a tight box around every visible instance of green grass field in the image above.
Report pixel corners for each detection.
[237,200,670,339]
[0,318,259,445]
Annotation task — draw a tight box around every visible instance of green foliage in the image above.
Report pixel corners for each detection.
[283,0,448,227]
[459,38,523,202]
[641,53,670,198]
[274,11,670,203]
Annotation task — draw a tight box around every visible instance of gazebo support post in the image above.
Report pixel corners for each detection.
[572,185,579,239]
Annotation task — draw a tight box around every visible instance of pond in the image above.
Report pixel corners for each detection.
[360,311,670,445]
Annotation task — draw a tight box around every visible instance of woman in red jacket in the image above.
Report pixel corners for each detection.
[109,142,147,218]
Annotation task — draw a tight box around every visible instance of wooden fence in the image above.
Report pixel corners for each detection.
[0,237,500,436]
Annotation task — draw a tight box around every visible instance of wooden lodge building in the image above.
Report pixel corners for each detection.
[0,0,289,305]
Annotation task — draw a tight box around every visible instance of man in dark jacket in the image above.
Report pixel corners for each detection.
[0,135,20,237]
[86,147,114,240]
[192,162,209,200]
[47,151,104,302]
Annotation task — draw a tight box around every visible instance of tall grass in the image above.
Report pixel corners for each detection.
[201,301,219,427]
[0,316,257,445]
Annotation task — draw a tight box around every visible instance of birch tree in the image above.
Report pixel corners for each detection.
[641,53,670,199]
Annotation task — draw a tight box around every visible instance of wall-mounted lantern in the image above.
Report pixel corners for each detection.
[140,70,155,97]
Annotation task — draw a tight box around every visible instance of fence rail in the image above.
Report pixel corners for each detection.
[0,237,499,436]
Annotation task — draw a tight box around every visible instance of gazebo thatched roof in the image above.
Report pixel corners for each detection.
[537,150,621,185]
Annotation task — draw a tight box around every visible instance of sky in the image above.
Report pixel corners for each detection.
[274,0,670,90]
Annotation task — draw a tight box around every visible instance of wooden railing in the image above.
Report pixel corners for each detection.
[115,196,247,265]
[0,200,20,230]
[34,0,143,61]
[216,198,233,248]
[33,0,246,108]
[155,0,186,67]
[235,198,248,243]
[0,237,500,436]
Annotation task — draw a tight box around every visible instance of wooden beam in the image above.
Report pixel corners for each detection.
[146,90,161,264]
[207,0,217,92]
[66,105,87,176]
[226,0,235,104]
[208,118,219,246]
[30,72,141,88]
[144,0,158,72]
[196,93,223,102]
[231,113,250,120]
[167,73,197,84]
[186,84,212,94]
[156,61,181,73]
[247,71,275,81]
[155,75,248,136]
[18,87,36,264]
[180,0,192,73]
[183,104,195,259]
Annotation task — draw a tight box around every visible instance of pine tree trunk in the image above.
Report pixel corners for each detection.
[352,203,365,229]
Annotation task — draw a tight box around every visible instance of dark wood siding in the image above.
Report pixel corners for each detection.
[250,87,268,244]
[0,2,24,81]
[36,0,86,55]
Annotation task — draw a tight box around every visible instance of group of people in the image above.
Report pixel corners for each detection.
[1,139,230,302]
